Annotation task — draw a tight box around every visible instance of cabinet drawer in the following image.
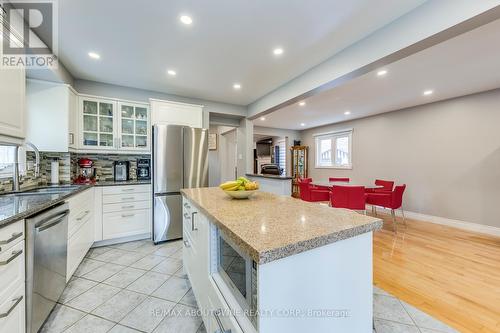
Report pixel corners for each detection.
[102,209,150,240]
[102,185,150,195]
[68,207,93,238]
[68,188,94,216]
[0,221,24,254]
[102,192,150,204]
[0,284,25,333]
[103,200,151,213]
[0,241,24,302]
[67,219,94,281]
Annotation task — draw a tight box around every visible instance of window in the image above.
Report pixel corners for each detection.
[276,140,286,175]
[314,130,352,169]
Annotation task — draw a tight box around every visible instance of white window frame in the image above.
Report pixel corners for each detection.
[314,129,353,169]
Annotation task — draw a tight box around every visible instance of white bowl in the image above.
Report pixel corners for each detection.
[224,190,258,199]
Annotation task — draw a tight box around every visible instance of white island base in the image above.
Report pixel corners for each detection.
[181,193,375,333]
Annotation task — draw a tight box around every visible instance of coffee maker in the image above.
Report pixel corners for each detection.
[114,161,130,181]
[136,159,151,180]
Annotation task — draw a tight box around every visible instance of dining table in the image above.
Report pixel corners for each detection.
[311,181,385,189]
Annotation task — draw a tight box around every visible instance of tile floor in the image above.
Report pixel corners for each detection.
[40,239,458,333]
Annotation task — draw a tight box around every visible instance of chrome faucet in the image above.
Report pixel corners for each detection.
[12,141,41,191]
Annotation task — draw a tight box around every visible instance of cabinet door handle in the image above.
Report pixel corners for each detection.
[0,232,23,245]
[122,205,135,209]
[183,240,190,248]
[121,197,135,201]
[191,212,198,231]
[0,249,23,266]
[69,133,74,145]
[121,213,135,218]
[0,296,23,319]
[76,210,90,221]
[122,188,135,192]
[214,309,231,333]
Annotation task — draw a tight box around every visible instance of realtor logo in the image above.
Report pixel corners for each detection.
[1,0,58,68]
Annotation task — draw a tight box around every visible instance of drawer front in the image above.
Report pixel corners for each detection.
[102,184,151,195]
[102,209,150,240]
[0,241,24,302]
[68,188,94,217]
[0,284,25,333]
[0,221,24,254]
[103,200,151,213]
[67,219,94,280]
[68,207,93,238]
[102,192,150,204]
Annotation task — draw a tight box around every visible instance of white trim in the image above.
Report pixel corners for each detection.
[367,205,500,237]
[91,233,151,247]
[79,93,149,106]
[312,128,354,137]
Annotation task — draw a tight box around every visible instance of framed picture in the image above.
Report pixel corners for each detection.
[208,133,217,150]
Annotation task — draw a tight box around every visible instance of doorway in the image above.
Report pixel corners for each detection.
[220,128,238,182]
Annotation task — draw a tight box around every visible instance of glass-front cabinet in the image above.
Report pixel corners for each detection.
[79,96,150,152]
[119,102,150,150]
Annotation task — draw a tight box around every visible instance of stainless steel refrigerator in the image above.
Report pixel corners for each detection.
[152,125,208,244]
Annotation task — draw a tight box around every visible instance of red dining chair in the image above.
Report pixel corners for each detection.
[298,179,330,202]
[366,184,406,231]
[329,177,350,182]
[365,179,394,193]
[330,185,366,213]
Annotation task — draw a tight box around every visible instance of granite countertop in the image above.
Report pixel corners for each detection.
[246,173,293,180]
[0,185,91,228]
[180,187,382,264]
[94,179,151,187]
[0,180,151,228]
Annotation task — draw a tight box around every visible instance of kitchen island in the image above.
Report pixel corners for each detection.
[180,187,382,333]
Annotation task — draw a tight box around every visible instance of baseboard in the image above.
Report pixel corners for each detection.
[367,205,500,237]
[92,233,151,247]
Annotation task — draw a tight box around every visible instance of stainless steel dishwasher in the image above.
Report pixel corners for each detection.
[26,203,69,333]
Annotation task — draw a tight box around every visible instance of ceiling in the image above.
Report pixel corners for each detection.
[56,0,426,105]
[257,18,500,130]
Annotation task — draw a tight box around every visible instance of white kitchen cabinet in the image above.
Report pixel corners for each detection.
[0,220,25,333]
[26,80,78,152]
[66,188,95,280]
[78,96,151,153]
[100,185,152,241]
[150,99,203,128]
[0,67,26,141]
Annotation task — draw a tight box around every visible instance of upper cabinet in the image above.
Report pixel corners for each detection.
[150,99,203,128]
[79,96,150,152]
[26,80,77,152]
[0,67,26,141]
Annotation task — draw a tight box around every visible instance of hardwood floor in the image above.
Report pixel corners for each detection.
[372,211,500,333]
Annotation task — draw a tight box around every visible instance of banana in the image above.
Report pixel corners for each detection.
[219,181,240,190]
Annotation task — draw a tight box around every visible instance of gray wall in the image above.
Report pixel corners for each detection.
[300,89,500,228]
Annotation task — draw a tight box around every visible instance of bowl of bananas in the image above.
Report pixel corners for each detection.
[219,177,259,199]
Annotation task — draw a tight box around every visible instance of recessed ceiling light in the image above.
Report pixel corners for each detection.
[344,111,351,115]
[299,101,306,106]
[167,69,177,76]
[300,123,306,127]
[233,83,241,90]
[180,15,193,25]
[88,52,100,59]
[377,70,388,76]
[273,48,284,56]
[260,117,266,121]
[423,90,434,96]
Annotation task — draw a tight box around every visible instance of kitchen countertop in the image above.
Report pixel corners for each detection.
[0,180,151,228]
[180,187,382,264]
[246,173,293,180]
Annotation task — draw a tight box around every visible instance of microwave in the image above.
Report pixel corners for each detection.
[212,227,258,329]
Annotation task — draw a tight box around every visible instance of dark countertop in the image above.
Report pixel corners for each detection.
[246,173,293,180]
[0,180,151,228]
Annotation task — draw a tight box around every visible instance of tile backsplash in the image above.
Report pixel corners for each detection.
[70,153,149,182]
[0,151,150,192]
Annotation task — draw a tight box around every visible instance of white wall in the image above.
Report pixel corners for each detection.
[300,89,500,228]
